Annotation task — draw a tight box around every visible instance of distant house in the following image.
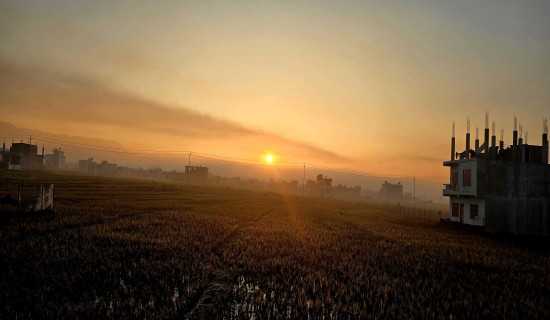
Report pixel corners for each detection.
[78,158,117,176]
[45,148,66,170]
[269,179,299,194]
[98,160,117,176]
[379,181,403,202]
[185,165,209,182]
[317,174,332,197]
[79,158,97,173]
[0,142,44,171]
[333,184,362,198]
[443,115,549,234]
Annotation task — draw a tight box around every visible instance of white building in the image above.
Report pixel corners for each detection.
[443,158,486,226]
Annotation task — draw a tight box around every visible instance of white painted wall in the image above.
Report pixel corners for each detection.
[450,159,478,195]
[449,197,485,226]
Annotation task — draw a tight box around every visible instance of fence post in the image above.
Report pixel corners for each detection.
[17,183,22,213]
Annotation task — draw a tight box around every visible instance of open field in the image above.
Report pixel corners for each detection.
[1,171,549,319]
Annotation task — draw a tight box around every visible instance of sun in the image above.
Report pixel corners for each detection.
[266,155,273,163]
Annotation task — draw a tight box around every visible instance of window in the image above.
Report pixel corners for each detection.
[463,169,472,187]
[470,204,479,220]
[452,203,459,217]
[452,172,458,190]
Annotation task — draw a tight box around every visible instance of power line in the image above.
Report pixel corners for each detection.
[0,135,447,185]
[306,164,445,184]
[32,135,191,153]
[26,137,190,156]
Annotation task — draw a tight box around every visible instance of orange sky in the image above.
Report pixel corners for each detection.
[1,0,549,184]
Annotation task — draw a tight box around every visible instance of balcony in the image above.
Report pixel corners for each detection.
[442,183,477,197]
[442,184,456,196]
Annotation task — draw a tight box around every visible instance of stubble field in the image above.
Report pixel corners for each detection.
[1,171,549,319]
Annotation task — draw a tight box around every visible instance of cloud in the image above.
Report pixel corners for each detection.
[0,57,349,164]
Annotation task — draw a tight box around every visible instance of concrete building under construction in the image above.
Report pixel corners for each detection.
[443,114,549,234]
[0,142,44,171]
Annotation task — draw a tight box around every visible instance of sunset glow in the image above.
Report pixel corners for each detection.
[0,0,548,199]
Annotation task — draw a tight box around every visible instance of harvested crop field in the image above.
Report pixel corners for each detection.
[1,171,549,319]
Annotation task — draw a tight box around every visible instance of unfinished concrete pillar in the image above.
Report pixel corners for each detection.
[466,118,470,159]
[475,127,480,155]
[466,132,470,159]
[513,117,519,196]
[543,118,548,164]
[484,112,490,157]
[451,121,455,160]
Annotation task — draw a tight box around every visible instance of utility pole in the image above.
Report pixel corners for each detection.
[187,152,191,184]
[302,163,305,196]
[413,176,416,201]
[29,136,33,173]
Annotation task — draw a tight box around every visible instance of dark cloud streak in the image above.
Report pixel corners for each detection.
[0,57,349,163]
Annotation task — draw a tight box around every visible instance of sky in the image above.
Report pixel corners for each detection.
[1,0,549,186]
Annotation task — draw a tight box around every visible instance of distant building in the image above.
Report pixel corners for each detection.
[185,165,209,183]
[78,158,117,176]
[0,142,44,171]
[98,160,117,176]
[362,188,376,199]
[379,181,403,202]
[333,184,361,198]
[443,115,549,234]
[269,179,299,194]
[45,148,66,170]
[304,179,318,195]
[317,174,332,197]
[79,158,97,173]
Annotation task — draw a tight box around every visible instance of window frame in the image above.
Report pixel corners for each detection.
[452,172,458,190]
[470,204,479,220]
[452,203,459,217]
[463,169,472,187]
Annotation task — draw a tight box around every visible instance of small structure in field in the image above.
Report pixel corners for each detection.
[0,182,54,213]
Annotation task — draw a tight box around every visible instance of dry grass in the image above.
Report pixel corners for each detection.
[1,170,548,319]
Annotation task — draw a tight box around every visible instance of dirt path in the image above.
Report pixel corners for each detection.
[185,207,275,319]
